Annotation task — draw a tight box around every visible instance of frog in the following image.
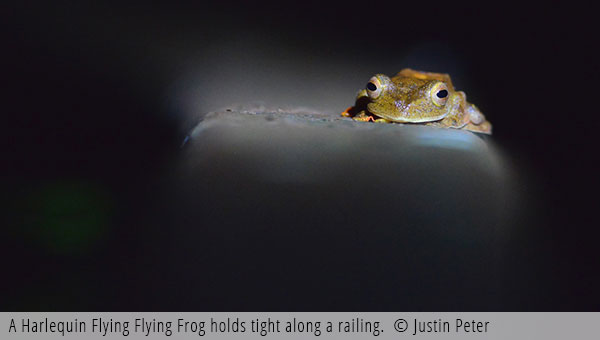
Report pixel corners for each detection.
[341,68,492,134]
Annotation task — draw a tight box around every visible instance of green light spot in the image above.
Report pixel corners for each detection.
[22,181,113,254]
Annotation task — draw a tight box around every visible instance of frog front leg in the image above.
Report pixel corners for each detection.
[342,89,387,123]
[341,89,368,119]
[353,90,392,123]
[434,91,470,129]
[463,103,492,134]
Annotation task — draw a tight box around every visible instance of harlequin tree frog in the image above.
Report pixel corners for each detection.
[341,68,492,134]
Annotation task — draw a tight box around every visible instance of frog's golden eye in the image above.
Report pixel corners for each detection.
[430,82,449,106]
[366,76,383,100]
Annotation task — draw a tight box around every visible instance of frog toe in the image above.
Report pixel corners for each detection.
[373,118,391,123]
[353,116,375,122]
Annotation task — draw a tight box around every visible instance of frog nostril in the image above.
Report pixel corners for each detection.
[367,82,377,91]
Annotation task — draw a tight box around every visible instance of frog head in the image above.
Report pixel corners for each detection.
[363,73,458,123]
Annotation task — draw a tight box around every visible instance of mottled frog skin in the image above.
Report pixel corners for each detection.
[342,69,492,134]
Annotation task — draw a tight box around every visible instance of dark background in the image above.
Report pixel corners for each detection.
[3,1,597,310]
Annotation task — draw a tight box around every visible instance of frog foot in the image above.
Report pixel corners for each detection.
[353,116,375,122]
[340,106,354,117]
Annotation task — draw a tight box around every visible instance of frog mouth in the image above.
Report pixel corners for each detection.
[369,104,447,123]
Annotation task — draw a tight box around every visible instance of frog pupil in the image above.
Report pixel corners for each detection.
[436,89,448,98]
[367,82,377,91]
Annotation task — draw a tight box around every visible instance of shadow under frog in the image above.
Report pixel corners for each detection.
[342,69,492,134]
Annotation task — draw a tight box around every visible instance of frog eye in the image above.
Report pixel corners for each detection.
[431,82,449,106]
[366,76,383,99]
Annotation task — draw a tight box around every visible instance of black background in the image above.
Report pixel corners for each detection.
[3,1,598,310]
